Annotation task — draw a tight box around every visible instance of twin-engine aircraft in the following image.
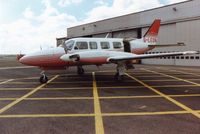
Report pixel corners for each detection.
[18,19,198,83]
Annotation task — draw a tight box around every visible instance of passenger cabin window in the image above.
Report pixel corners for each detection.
[89,42,98,49]
[74,42,88,50]
[113,42,122,49]
[100,42,110,49]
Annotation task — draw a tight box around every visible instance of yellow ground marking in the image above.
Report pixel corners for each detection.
[0,79,13,85]
[5,82,39,85]
[0,75,59,114]
[100,95,161,99]
[50,81,92,84]
[142,79,181,82]
[99,85,197,89]
[156,66,200,73]
[98,86,144,89]
[0,66,34,70]
[142,69,200,86]
[170,94,200,97]
[92,72,104,134]
[133,75,165,78]
[0,87,93,91]
[1,94,200,101]
[126,73,200,119]
[42,87,93,90]
[103,111,189,116]
[2,110,200,118]
[0,88,33,90]
[0,84,197,91]
[170,70,200,77]
[152,85,197,88]
[0,113,94,118]
[26,97,93,100]
[0,98,17,100]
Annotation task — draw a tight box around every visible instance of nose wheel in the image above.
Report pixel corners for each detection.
[77,66,85,75]
[39,74,48,84]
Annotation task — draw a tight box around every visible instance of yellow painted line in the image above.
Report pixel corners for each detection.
[0,75,59,114]
[0,98,17,100]
[5,82,39,85]
[1,93,200,101]
[0,79,13,85]
[98,86,144,89]
[92,72,104,134]
[0,111,196,118]
[100,95,161,99]
[126,73,200,119]
[103,111,189,116]
[0,97,93,101]
[26,97,93,100]
[42,87,92,90]
[170,94,200,97]
[142,79,180,82]
[100,94,200,99]
[134,75,165,77]
[0,66,34,70]
[0,88,32,90]
[170,70,200,77]
[50,81,92,84]
[99,85,197,89]
[152,85,197,88]
[1,110,200,118]
[0,113,94,118]
[142,69,200,86]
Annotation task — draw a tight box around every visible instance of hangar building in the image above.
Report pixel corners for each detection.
[57,0,200,66]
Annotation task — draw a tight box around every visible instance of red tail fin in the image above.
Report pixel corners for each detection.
[143,19,161,37]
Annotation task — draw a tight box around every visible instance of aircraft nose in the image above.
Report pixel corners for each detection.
[19,55,31,65]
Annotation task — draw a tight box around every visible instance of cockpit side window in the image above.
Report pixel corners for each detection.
[64,40,74,51]
[74,42,88,50]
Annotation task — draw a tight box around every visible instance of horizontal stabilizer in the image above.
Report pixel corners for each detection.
[148,42,185,47]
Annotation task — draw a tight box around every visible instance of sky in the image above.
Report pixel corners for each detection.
[0,0,186,54]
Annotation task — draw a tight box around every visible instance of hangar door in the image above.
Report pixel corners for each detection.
[113,29,138,38]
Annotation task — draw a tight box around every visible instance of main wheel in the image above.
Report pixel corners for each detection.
[77,67,84,75]
[39,75,48,84]
[114,73,124,81]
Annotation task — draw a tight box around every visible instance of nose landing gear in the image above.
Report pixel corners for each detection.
[39,72,48,84]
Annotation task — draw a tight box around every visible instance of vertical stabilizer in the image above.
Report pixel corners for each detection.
[143,19,161,44]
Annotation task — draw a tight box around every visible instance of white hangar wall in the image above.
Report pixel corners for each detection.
[66,0,200,66]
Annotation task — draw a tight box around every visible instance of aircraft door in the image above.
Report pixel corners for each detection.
[123,40,131,53]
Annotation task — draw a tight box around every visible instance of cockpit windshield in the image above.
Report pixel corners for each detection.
[60,40,74,51]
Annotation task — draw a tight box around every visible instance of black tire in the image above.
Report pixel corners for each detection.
[39,75,48,84]
[78,67,84,75]
[115,75,124,81]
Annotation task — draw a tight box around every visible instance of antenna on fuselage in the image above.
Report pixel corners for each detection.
[105,33,110,38]
[40,45,42,50]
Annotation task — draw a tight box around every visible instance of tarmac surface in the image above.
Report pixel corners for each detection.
[0,64,199,134]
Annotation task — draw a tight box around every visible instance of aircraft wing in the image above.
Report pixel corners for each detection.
[148,42,185,47]
[107,51,199,62]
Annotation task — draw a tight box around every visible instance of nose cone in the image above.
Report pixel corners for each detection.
[19,55,31,65]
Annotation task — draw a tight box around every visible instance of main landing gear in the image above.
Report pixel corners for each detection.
[77,66,85,75]
[39,72,48,84]
[114,62,126,81]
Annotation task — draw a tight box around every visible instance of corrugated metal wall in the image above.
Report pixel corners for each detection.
[142,19,200,66]
[66,0,200,66]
